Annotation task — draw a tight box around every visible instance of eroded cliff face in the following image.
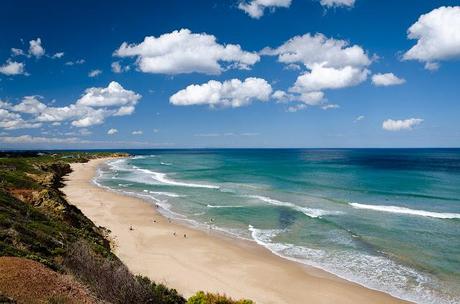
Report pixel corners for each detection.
[0,154,120,270]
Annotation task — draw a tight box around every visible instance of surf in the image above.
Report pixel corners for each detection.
[247,195,336,218]
[247,224,444,304]
[207,204,244,208]
[134,167,220,189]
[349,203,460,219]
[143,190,184,197]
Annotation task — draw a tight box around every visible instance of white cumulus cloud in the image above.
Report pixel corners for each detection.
[52,52,64,59]
[12,96,47,114]
[70,108,109,127]
[382,118,423,131]
[320,0,355,7]
[0,60,25,76]
[11,48,25,57]
[88,69,102,77]
[29,38,45,58]
[111,61,130,73]
[354,115,365,122]
[170,77,272,108]
[107,128,118,135]
[114,29,260,75]
[132,130,143,135]
[0,108,42,130]
[0,135,83,144]
[263,33,372,108]
[321,104,339,110]
[292,64,369,92]
[238,0,354,18]
[286,104,307,112]
[262,33,371,70]
[111,61,122,73]
[65,59,85,66]
[0,82,141,130]
[298,91,325,105]
[76,81,141,108]
[238,0,291,19]
[403,6,460,69]
[271,90,338,110]
[371,73,406,86]
[272,90,291,102]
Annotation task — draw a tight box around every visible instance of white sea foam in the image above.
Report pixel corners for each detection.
[107,158,130,171]
[118,183,133,187]
[132,155,156,159]
[349,203,460,219]
[92,168,105,187]
[218,188,237,194]
[247,195,335,218]
[108,158,218,189]
[247,225,450,304]
[248,225,324,260]
[142,190,184,198]
[207,204,244,208]
[134,167,219,189]
[247,195,291,207]
[160,162,172,166]
[117,189,193,220]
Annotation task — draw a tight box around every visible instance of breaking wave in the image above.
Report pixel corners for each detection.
[349,203,460,219]
[247,195,338,218]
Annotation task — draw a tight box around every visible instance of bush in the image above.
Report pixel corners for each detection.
[64,241,186,304]
[187,291,254,304]
[137,275,186,304]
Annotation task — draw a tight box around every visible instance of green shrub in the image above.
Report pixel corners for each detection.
[136,275,186,304]
[187,291,254,304]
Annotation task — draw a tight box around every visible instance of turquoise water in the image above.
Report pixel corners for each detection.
[95,149,460,303]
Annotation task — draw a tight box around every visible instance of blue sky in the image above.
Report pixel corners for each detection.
[1,0,459,149]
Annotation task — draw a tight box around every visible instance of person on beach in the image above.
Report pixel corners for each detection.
[129,225,134,231]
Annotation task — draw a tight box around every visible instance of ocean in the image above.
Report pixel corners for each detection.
[94,149,460,303]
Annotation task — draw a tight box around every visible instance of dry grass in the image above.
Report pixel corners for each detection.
[64,241,185,304]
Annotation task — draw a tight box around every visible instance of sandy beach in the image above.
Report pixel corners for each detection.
[62,158,409,304]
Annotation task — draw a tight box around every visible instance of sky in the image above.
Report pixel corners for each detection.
[1,0,459,149]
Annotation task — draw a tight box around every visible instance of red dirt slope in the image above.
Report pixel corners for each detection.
[0,257,95,303]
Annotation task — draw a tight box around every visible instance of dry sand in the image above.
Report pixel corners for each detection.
[62,158,409,304]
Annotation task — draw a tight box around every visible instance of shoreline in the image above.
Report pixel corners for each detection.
[62,158,409,304]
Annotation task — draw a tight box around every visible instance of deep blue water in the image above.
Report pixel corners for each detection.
[94,149,460,303]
